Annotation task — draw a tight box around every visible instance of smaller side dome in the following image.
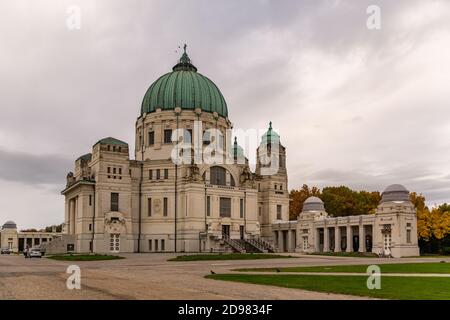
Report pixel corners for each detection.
[2,220,17,229]
[302,196,324,212]
[261,121,280,145]
[381,184,410,203]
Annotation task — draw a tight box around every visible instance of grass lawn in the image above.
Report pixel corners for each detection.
[236,262,450,274]
[206,274,450,299]
[168,253,295,262]
[47,254,125,261]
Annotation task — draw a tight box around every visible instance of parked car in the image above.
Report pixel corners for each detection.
[29,248,42,258]
[1,248,11,254]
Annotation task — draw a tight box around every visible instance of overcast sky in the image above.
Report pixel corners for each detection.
[1,0,450,229]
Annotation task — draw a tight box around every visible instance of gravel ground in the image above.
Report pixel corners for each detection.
[1,253,447,300]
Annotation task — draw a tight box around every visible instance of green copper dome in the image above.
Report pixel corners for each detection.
[261,121,280,145]
[141,45,228,117]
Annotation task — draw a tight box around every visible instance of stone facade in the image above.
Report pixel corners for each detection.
[273,185,420,258]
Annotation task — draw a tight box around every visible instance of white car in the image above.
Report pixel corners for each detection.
[29,248,42,258]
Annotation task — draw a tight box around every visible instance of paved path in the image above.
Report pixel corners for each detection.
[1,253,448,300]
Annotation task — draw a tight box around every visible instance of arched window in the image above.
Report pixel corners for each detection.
[210,166,226,186]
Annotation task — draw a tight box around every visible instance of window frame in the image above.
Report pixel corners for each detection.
[148,131,155,146]
[164,129,172,144]
[110,192,119,212]
[163,197,168,216]
[219,197,232,218]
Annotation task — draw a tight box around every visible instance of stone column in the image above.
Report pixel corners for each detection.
[334,226,341,252]
[69,199,75,234]
[273,231,278,247]
[315,228,320,252]
[278,230,284,252]
[359,225,365,252]
[346,226,352,252]
[323,227,330,252]
[287,229,293,252]
[74,197,78,235]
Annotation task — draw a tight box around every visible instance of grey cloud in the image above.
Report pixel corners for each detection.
[0,0,449,226]
[0,148,71,185]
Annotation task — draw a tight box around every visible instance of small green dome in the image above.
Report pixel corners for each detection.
[261,122,280,145]
[141,46,228,117]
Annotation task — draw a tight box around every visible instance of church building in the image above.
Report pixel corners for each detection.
[57,47,289,254]
[45,47,419,258]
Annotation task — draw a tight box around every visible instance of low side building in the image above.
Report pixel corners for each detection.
[273,184,420,258]
[0,221,62,253]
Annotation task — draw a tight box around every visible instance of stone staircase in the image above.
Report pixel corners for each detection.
[245,238,275,253]
[222,235,246,253]
[222,237,276,254]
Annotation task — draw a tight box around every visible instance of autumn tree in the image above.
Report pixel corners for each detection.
[289,184,321,220]
[412,193,450,254]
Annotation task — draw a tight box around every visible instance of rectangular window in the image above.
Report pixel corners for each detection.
[161,239,165,251]
[240,199,244,218]
[107,167,111,173]
[149,169,153,180]
[207,196,211,216]
[203,130,210,145]
[277,205,282,220]
[113,167,116,174]
[164,168,169,179]
[89,223,92,231]
[220,197,231,217]
[148,239,152,251]
[156,169,161,180]
[155,239,159,251]
[184,129,192,143]
[119,168,122,175]
[89,195,92,206]
[164,129,172,143]
[163,197,168,216]
[148,131,155,146]
[407,229,411,243]
[111,192,119,211]
[148,198,152,216]
[218,133,224,150]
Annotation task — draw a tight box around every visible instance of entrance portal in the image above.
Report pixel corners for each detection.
[365,235,373,252]
[222,225,230,237]
[352,235,359,252]
[110,233,120,253]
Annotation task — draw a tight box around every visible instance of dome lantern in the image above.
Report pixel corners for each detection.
[141,45,228,117]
